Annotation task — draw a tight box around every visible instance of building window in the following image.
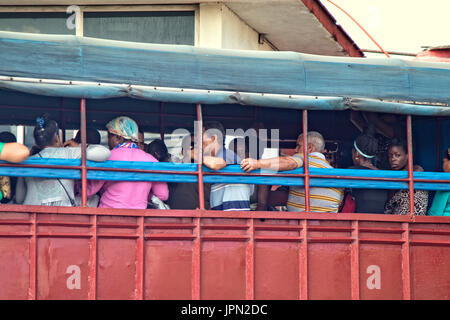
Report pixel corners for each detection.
[83,11,195,45]
[0,12,75,35]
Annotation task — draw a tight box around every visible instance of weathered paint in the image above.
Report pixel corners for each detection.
[0,206,449,300]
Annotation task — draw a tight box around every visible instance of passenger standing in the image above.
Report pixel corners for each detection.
[350,111,406,170]
[241,131,343,213]
[202,121,252,211]
[86,116,168,209]
[384,139,428,215]
[63,128,102,147]
[168,135,211,210]
[347,130,387,213]
[15,115,110,207]
[229,137,267,211]
[145,138,171,209]
[428,148,450,216]
[146,139,171,162]
[63,128,103,206]
[137,131,145,151]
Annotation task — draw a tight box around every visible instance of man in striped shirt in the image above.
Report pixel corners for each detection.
[241,131,343,213]
[200,121,252,211]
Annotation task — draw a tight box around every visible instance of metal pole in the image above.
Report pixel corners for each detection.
[302,110,310,212]
[406,115,414,216]
[80,98,87,208]
[196,103,205,210]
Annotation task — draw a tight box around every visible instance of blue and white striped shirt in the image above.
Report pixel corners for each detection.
[210,147,252,211]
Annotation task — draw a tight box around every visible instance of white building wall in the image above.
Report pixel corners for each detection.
[199,3,274,51]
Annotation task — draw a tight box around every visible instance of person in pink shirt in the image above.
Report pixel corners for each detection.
[86,116,168,209]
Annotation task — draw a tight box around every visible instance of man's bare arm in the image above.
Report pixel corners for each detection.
[0,143,30,163]
[241,156,299,172]
[202,156,227,171]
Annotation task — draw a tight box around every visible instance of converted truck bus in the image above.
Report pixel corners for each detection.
[0,31,449,300]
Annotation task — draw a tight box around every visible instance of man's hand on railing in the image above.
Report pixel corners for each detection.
[241,158,259,172]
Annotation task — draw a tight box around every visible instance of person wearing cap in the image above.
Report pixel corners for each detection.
[86,116,168,209]
[347,130,388,214]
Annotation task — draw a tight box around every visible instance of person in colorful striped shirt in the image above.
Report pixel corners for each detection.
[241,131,343,213]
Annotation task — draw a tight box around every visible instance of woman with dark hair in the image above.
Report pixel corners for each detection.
[346,127,387,213]
[428,148,450,216]
[384,138,428,215]
[350,111,406,170]
[15,115,110,207]
[64,127,101,147]
[145,139,171,162]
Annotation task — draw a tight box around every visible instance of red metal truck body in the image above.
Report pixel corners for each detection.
[1,205,449,300]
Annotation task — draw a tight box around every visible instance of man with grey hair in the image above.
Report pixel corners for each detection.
[241,131,343,213]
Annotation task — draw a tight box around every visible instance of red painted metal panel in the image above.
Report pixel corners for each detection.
[97,238,137,300]
[0,238,30,300]
[201,241,247,300]
[359,243,403,300]
[0,206,449,300]
[255,242,300,300]
[145,240,193,300]
[410,246,450,300]
[37,237,90,300]
[308,242,352,299]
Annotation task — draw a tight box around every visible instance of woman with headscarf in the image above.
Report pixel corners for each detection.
[346,127,388,213]
[86,116,168,209]
[15,114,110,207]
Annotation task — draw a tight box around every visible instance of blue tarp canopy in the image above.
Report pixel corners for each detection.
[0,31,449,116]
